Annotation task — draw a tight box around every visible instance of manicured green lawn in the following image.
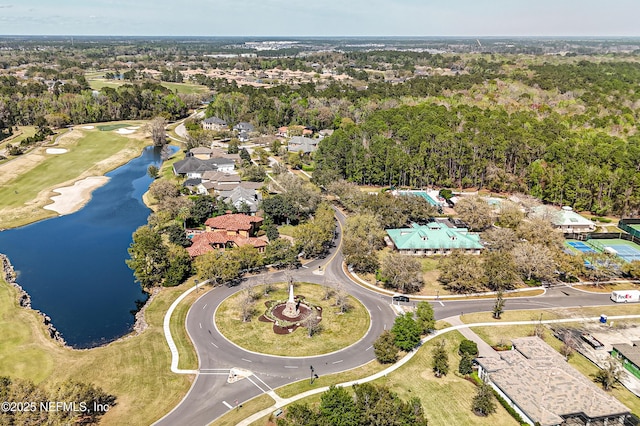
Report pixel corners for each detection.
[87,75,209,95]
[215,283,370,356]
[0,277,196,425]
[97,123,131,131]
[276,360,386,399]
[374,332,518,426]
[0,124,147,228]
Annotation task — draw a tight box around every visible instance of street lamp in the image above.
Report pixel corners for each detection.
[310,365,315,384]
[194,279,199,293]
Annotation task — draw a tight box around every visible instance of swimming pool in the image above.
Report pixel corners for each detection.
[397,190,440,207]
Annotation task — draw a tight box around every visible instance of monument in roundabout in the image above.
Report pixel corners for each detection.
[259,283,323,335]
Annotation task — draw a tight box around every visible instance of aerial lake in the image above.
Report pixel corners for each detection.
[0,145,176,348]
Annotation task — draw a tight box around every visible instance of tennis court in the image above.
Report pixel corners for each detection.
[606,245,640,262]
[567,241,597,253]
[586,238,640,263]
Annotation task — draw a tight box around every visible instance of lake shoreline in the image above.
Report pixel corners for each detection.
[0,251,158,350]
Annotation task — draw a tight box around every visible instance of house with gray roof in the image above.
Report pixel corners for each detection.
[477,337,630,426]
[386,222,483,256]
[172,153,235,179]
[287,136,318,154]
[202,116,228,131]
[233,122,254,133]
[218,186,262,213]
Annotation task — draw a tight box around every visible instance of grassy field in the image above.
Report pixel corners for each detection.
[0,126,37,151]
[375,332,519,426]
[0,276,197,425]
[276,360,386,399]
[86,73,209,95]
[215,283,370,356]
[261,332,518,426]
[0,123,147,228]
[97,123,132,131]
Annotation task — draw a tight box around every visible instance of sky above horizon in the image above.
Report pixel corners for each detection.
[0,0,638,37]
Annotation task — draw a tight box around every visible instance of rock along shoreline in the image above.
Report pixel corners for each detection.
[0,252,153,349]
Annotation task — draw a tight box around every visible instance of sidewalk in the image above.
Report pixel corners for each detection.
[445,316,499,358]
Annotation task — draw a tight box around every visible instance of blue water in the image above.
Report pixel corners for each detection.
[398,190,439,206]
[0,145,177,348]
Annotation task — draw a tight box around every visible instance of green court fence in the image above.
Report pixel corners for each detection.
[619,219,640,240]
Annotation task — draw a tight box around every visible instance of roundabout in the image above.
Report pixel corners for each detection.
[155,208,618,426]
[214,283,370,357]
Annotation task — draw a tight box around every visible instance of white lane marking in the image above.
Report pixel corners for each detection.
[284,365,298,369]
[202,303,208,310]
[222,401,233,409]
[332,360,344,364]
[247,376,267,393]
[252,375,273,391]
[242,358,252,363]
[210,342,218,348]
[301,265,309,269]
[377,305,382,311]
[365,345,373,351]
[439,300,445,307]
[199,323,202,329]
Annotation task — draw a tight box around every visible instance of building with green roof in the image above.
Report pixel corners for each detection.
[386,222,484,256]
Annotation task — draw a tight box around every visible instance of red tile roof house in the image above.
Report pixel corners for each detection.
[186,213,267,257]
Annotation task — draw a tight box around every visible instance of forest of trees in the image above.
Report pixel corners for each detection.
[313,103,640,216]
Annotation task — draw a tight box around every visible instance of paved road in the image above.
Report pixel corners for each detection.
[155,210,615,425]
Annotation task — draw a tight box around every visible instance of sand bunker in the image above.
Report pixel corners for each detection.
[82,125,95,130]
[116,128,136,135]
[44,176,110,215]
[46,148,68,154]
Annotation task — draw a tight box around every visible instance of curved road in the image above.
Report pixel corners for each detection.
[156,210,615,425]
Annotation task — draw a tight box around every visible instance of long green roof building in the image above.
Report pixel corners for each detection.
[386,222,484,256]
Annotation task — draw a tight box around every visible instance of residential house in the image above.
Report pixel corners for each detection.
[196,171,242,195]
[186,232,267,257]
[287,136,318,154]
[218,186,262,214]
[209,147,242,164]
[190,147,214,160]
[205,212,263,236]
[476,337,630,426]
[187,213,267,257]
[233,122,255,133]
[202,116,228,131]
[386,222,483,256]
[277,126,289,137]
[172,153,235,178]
[238,130,250,142]
[612,341,640,380]
[318,129,334,139]
[533,205,596,234]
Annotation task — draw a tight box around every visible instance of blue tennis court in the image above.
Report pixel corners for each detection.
[567,241,596,253]
[606,244,640,262]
